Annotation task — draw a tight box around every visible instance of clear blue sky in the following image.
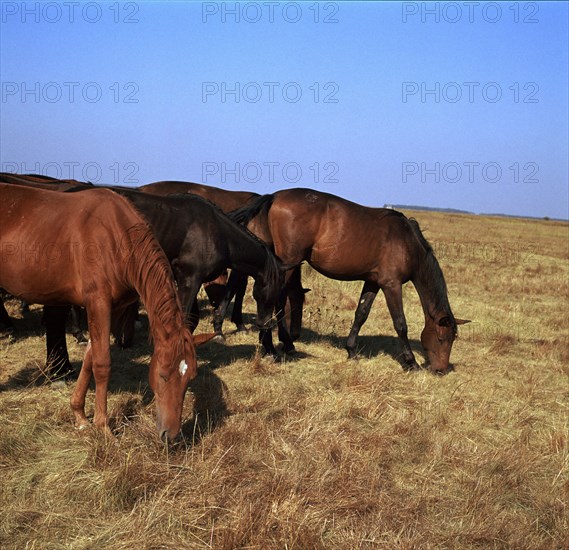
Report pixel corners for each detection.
[1,1,567,219]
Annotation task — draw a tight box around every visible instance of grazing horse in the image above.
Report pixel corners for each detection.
[0,183,212,440]
[229,188,469,373]
[139,180,308,339]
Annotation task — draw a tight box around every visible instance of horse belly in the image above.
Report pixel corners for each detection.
[309,243,376,280]
[0,234,81,305]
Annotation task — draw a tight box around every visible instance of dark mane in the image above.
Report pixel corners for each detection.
[407,218,456,330]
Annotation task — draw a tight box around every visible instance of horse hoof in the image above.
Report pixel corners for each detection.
[213,333,226,343]
[235,324,247,332]
[73,333,88,344]
[1,332,16,344]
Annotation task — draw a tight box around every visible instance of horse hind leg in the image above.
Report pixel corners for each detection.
[213,271,246,335]
[111,302,138,348]
[276,287,295,354]
[230,275,248,332]
[382,283,420,370]
[346,281,379,359]
[44,305,74,378]
[285,264,306,342]
[69,306,88,344]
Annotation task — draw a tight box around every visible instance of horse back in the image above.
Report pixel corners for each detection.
[140,181,258,212]
[268,188,418,280]
[0,184,144,305]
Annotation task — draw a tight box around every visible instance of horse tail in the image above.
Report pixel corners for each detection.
[228,193,275,225]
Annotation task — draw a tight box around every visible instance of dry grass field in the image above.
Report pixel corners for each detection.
[0,210,567,549]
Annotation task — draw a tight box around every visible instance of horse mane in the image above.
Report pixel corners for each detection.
[227,193,275,225]
[407,218,456,331]
[120,222,186,351]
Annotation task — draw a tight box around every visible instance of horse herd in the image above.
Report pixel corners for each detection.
[0,173,468,441]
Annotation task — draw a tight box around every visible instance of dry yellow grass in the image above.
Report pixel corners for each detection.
[1,211,567,549]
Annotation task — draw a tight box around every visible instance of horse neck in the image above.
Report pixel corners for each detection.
[122,224,186,353]
[412,248,452,323]
[226,224,271,278]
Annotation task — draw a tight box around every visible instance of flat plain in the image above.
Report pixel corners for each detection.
[0,210,567,549]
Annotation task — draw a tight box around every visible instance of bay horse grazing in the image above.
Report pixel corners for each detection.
[0,183,213,440]
[229,188,469,373]
[139,180,309,340]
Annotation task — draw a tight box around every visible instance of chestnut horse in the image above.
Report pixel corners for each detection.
[139,181,309,340]
[229,188,469,373]
[0,183,212,440]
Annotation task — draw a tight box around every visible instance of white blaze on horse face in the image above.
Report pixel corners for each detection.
[179,359,188,377]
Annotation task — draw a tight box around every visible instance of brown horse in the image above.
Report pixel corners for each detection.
[0,183,212,440]
[230,188,469,373]
[139,180,309,338]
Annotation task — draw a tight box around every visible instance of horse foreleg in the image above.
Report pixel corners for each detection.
[69,306,88,344]
[179,279,201,333]
[259,326,278,357]
[285,264,304,341]
[44,305,74,378]
[230,274,248,331]
[88,302,113,429]
[213,271,244,335]
[346,281,379,359]
[382,283,420,370]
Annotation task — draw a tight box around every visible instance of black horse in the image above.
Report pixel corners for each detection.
[64,186,288,357]
[139,180,309,341]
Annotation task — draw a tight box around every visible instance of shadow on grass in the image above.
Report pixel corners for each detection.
[0,361,71,392]
[297,327,428,369]
[180,367,231,445]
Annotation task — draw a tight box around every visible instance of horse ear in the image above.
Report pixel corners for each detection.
[454,318,471,325]
[303,288,311,294]
[192,332,217,346]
